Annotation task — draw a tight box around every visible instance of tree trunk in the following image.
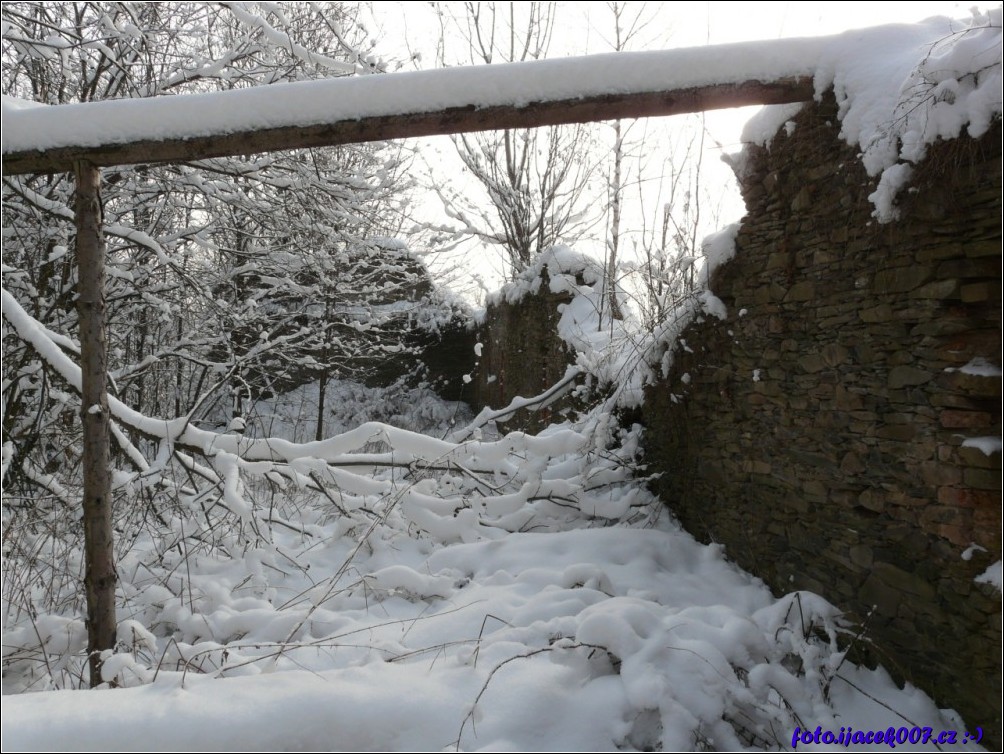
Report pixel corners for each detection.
[74,160,117,687]
[606,118,624,321]
[316,369,327,442]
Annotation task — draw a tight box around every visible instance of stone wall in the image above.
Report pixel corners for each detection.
[470,268,579,433]
[643,95,1001,739]
[416,316,478,402]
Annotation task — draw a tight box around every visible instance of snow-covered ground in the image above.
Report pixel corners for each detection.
[1,413,983,750]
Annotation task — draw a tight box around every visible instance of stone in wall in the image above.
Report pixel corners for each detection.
[643,93,1002,742]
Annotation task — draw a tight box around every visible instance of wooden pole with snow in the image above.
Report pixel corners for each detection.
[1,78,814,176]
[73,160,117,687]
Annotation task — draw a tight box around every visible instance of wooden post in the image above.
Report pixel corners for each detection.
[73,160,117,687]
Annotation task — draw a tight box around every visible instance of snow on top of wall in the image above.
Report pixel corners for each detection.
[699,223,741,287]
[961,436,1003,457]
[478,245,657,407]
[739,7,1002,220]
[485,245,602,308]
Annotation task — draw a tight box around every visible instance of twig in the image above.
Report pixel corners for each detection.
[456,641,610,749]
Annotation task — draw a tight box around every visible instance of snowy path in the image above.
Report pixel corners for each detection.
[2,513,980,751]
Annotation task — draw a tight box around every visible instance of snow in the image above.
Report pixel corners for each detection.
[869,163,915,221]
[698,289,730,320]
[3,509,979,751]
[1,93,45,111]
[484,245,602,308]
[946,357,1003,377]
[741,103,806,149]
[961,436,1002,456]
[975,561,1003,592]
[700,223,741,286]
[739,8,1002,220]
[2,35,824,155]
[962,543,988,561]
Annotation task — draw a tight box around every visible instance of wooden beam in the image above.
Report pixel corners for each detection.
[3,77,813,176]
[73,161,117,687]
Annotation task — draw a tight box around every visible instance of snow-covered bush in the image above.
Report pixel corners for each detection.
[1,1,419,500]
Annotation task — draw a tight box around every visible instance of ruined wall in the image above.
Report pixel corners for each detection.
[416,317,479,403]
[471,269,578,433]
[643,95,1001,738]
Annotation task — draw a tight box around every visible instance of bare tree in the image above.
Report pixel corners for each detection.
[586,2,723,329]
[432,2,597,278]
[599,2,657,320]
[627,120,723,329]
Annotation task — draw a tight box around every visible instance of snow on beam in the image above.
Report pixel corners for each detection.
[1,34,828,175]
[2,78,813,175]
